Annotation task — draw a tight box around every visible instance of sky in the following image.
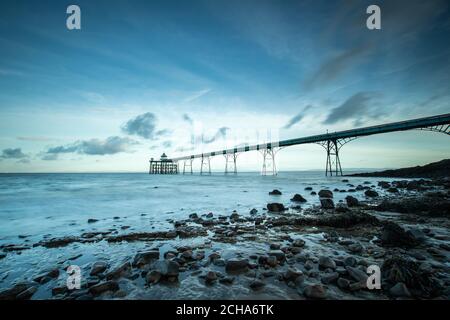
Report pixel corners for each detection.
[0,0,449,173]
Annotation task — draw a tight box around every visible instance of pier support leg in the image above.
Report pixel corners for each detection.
[200,156,211,175]
[324,139,342,176]
[183,159,193,174]
[260,148,278,176]
[224,153,237,174]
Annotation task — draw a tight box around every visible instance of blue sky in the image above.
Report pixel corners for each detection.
[0,0,449,172]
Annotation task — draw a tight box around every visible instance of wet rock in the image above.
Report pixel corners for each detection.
[292,239,305,247]
[87,218,99,223]
[269,250,286,262]
[269,243,281,250]
[335,204,349,213]
[146,270,162,284]
[320,198,335,209]
[154,260,180,277]
[206,212,214,218]
[345,196,359,207]
[382,255,443,298]
[16,286,37,300]
[51,285,68,296]
[189,213,198,219]
[269,189,282,195]
[267,203,286,212]
[318,190,333,198]
[304,260,315,270]
[33,268,59,284]
[321,272,339,284]
[318,256,336,270]
[266,256,278,267]
[249,280,265,291]
[311,191,317,195]
[0,253,6,260]
[378,181,391,189]
[305,187,313,191]
[284,268,304,282]
[105,261,132,280]
[376,197,450,217]
[348,243,363,253]
[230,212,240,220]
[205,271,217,283]
[0,283,33,300]
[364,190,379,197]
[387,187,399,193]
[381,222,421,248]
[346,266,368,282]
[225,259,248,273]
[249,208,258,215]
[337,277,350,289]
[291,194,307,203]
[343,256,357,268]
[90,261,108,276]
[219,276,234,285]
[181,250,193,260]
[303,284,327,299]
[349,281,367,291]
[389,282,412,298]
[88,281,119,295]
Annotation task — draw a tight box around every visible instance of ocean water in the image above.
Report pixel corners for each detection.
[0,171,402,299]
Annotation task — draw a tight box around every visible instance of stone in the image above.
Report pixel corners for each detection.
[321,272,339,284]
[33,269,60,284]
[304,260,315,270]
[291,194,307,203]
[189,213,199,219]
[305,187,313,191]
[225,259,248,273]
[269,243,280,250]
[284,268,303,282]
[269,250,286,261]
[146,270,162,284]
[219,276,235,285]
[345,196,359,207]
[337,277,350,289]
[0,283,33,300]
[205,271,217,283]
[88,281,119,295]
[346,266,368,282]
[249,208,258,215]
[387,187,399,193]
[381,222,421,248]
[292,239,305,247]
[389,282,411,298]
[318,190,333,198]
[364,190,379,197]
[87,218,99,223]
[318,256,336,270]
[105,262,131,280]
[249,280,265,291]
[348,243,363,253]
[320,198,335,209]
[16,286,37,300]
[266,256,278,267]
[378,181,391,189]
[90,261,108,276]
[303,284,327,299]
[267,203,286,212]
[343,256,357,267]
[269,189,282,195]
[155,260,180,277]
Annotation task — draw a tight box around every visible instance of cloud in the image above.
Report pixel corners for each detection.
[323,92,382,126]
[201,127,230,144]
[175,146,195,152]
[162,141,172,148]
[283,105,312,129]
[182,114,194,125]
[17,136,54,142]
[1,148,27,159]
[122,112,170,140]
[42,136,138,160]
[304,46,369,90]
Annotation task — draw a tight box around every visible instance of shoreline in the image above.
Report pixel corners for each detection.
[0,176,449,300]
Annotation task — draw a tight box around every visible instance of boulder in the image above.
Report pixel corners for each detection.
[364,190,379,197]
[90,261,108,276]
[269,189,282,195]
[105,261,131,280]
[320,198,335,209]
[346,266,368,282]
[303,284,327,299]
[389,282,411,298]
[345,196,359,207]
[318,256,336,270]
[225,259,248,273]
[267,203,286,212]
[88,281,119,295]
[145,270,161,284]
[291,194,307,203]
[318,190,333,198]
[154,260,180,277]
[381,222,421,247]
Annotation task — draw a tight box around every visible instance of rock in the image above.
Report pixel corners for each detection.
[267,203,286,212]
[249,208,258,215]
[16,286,37,300]
[318,256,336,270]
[206,212,213,218]
[225,259,248,273]
[0,283,33,300]
[321,272,339,284]
[387,187,399,193]
[318,190,333,198]
[105,262,131,280]
[33,269,60,284]
[305,187,313,191]
[348,243,363,253]
[364,190,379,197]
[381,222,421,248]
[292,239,305,247]
[407,228,426,243]
[146,270,162,284]
[389,282,411,298]
[154,260,179,277]
[345,196,359,207]
[378,181,391,189]
[113,290,127,298]
[346,266,368,282]
[189,213,198,219]
[349,281,367,291]
[90,261,108,276]
[337,277,350,289]
[335,204,349,213]
[51,285,68,296]
[230,212,240,220]
[320,198,335,209]
[303,284,327,299]
[88,281,119,295]
[291,194,307,203]
[219,276,234,285]
[304,260,315,270]
[311,191,317,195]
[269,250,286,261]
[181,250,193,260]
[269,243,280,250]
[249,280,265,291]
[0,253,6,260]
[343,256,357,267]
[284,268,303,282]
[269,189,282,195]
[205,271,217,283]
[87,218,99,223]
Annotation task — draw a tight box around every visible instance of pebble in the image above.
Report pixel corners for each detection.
[303,284,327,299]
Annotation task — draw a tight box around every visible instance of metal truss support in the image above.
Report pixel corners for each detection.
[260,147,279,176]
[224,153,238,174]
[200,155,211,175]
[182,159,193,175]
[317,137,356,177]
[417,124,450,135]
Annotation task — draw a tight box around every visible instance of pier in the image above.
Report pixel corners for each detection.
[149,153,178,174]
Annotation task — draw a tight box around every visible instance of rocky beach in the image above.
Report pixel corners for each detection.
[0,164,449,300]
